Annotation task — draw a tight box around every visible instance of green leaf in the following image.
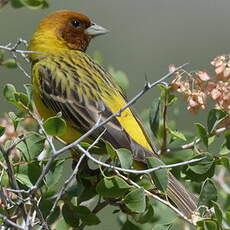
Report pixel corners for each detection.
[208,135,215,145]
[2,58,17,68]
[8,112,23,130]
[212,201,223,224]
[65,183,84,198]
[77,186,97,204]
[226,211,230,226]
[15,162,42,186]
[62,203,100,227]
[134,205,154,223]
[167,94,178,106]
[15,173,33,188]
[55,217,70,230]
[158,83,171,92]
[96,176,130,198]
[207,109,228,134]
[24,84,33,104]
[219,145,230,156]
[198,179,217,208]
[121,220,140,230]
[185,163,215,182]
[188,155,213,174]
[116,148,133,169]
[16,132,45,160]
[105,141,116,159]
[123,188,146,213]
[195,123,208,147]
[44,160,65,197]
[3,84,16,102]
[48,206,60,225]
[0,126,5,137]
[1,172,9,186]
[10,0,24,8]
[14,92,29,108]
[62,203,79,227]
[218,156,230,172]
[149,98,161,138]
[20,0,48,9]
[43,116,67,136]
[168,128,186,141]
[225,130,230,150]
[39,198,60,224]
[204,220,218,230]
[197,219,218,230]
[146,157,168,192]
[75,206,100,226]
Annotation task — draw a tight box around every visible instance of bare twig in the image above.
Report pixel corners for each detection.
[11,52,31,78]
[0,213,24,230]
[0,39,34,78]
[0,41,39,57]
[163,124,230,154]
[30,197,50,230]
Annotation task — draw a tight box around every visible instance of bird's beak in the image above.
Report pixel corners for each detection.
[85,23,109,36]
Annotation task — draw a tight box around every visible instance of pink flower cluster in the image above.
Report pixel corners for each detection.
[170,56,230,115]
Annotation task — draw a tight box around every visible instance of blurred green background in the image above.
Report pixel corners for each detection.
[1,0,230,229]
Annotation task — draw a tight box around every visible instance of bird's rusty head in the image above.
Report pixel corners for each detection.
[28,10,109,59]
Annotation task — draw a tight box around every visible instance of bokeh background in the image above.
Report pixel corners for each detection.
[1,0,230,229]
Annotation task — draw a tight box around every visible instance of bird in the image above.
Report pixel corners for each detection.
[28,10,197,217]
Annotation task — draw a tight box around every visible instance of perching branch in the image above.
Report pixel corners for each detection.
[76,144,205,174]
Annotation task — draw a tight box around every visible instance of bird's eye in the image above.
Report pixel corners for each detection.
[71,19,81,27]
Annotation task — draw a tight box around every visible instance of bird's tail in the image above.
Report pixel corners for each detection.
[167,173,198,218]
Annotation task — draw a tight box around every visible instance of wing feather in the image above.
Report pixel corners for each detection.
[33,51,156,161]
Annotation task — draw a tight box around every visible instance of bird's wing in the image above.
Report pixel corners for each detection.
[32,51,156,161]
